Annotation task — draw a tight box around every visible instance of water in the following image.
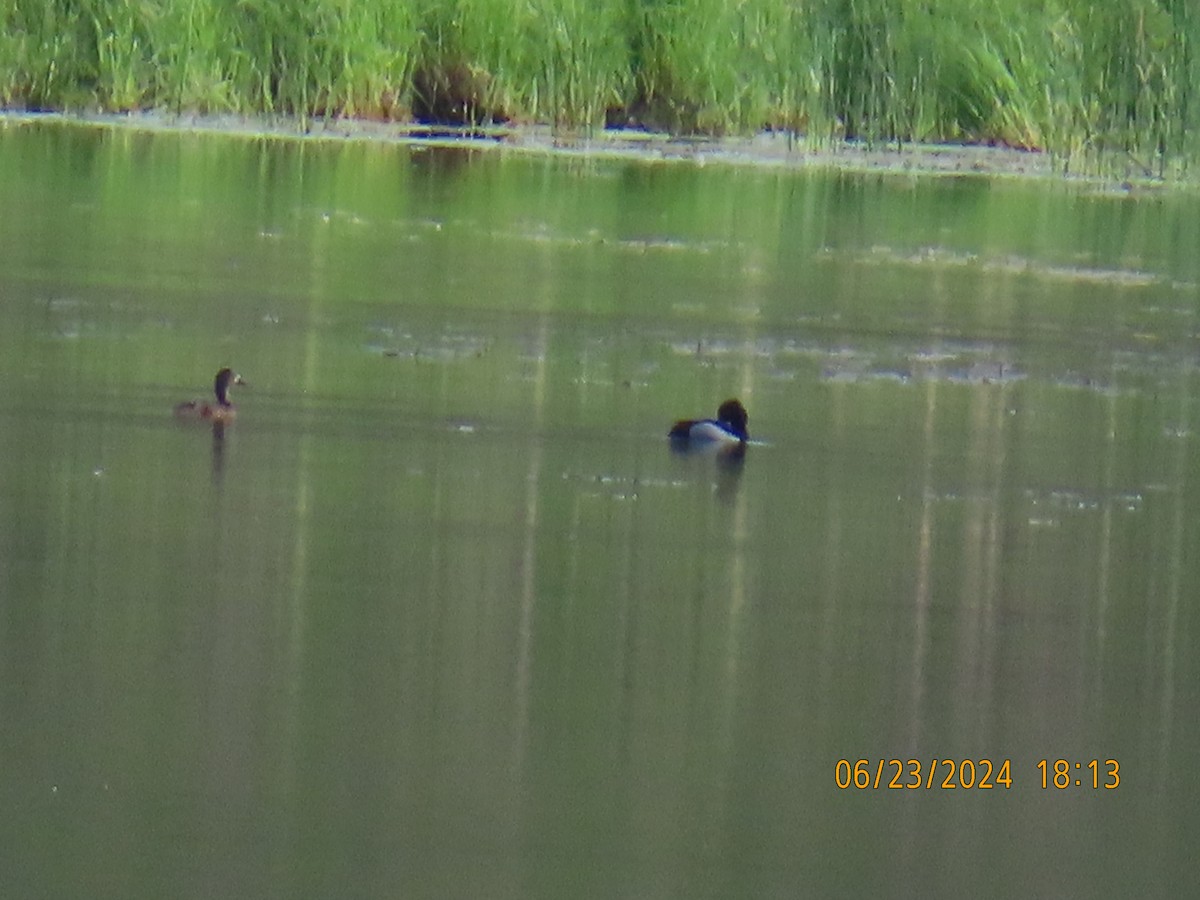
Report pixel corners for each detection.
[1,119,1198,898]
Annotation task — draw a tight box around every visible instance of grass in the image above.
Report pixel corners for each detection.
[1,0,1197,176]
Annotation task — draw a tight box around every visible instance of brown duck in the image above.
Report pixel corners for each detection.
[174,368,247,423]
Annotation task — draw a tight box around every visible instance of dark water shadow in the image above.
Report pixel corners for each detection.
[669,440,746,503]
[210,421,226,484]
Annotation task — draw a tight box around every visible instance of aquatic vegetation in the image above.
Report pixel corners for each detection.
[0,0,1196,176]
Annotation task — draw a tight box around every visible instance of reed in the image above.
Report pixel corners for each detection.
[623,0,814,134]
[1,0,1196,175]
[1059,0,1198,177]
[411,0,631,128]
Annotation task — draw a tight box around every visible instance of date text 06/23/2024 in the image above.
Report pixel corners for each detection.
[834,758,1121,790]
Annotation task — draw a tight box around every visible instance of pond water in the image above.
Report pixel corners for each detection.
[1,119,1198,898]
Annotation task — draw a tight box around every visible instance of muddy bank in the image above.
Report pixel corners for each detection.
[0,109,1153,187]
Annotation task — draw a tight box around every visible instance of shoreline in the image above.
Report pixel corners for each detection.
[0,109,1164,189]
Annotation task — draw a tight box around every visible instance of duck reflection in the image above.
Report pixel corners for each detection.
[210,420,226,482]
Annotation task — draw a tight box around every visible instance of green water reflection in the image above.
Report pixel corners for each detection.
[1,120,1198,897]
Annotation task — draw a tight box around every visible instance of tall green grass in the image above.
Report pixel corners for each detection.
[411,0,630,127]
[1,0,1197,175]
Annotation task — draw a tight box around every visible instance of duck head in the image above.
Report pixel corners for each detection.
[214,368,248,406]
[715,399,749,441]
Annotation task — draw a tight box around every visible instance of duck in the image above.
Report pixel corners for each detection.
[668,398,749,449]
[174,368,247,423]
